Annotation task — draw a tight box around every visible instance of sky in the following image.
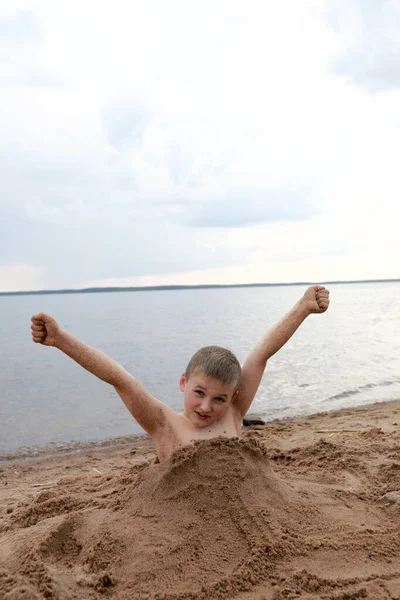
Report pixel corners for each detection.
[1,0,400,292]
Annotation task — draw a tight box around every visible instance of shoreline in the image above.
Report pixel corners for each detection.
[1,397,399,464]
[0,433,151,464]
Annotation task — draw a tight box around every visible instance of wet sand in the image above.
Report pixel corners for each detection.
[1,400,400,599]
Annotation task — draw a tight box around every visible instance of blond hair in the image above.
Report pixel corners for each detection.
[185,346,241,389]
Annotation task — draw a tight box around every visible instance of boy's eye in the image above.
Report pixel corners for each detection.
[195,390,204,396]
[216,397,225,403]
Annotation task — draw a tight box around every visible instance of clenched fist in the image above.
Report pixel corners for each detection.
[31,313,61,347]
[301,286,330,314]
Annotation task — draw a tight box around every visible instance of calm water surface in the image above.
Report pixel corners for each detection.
[1,282,399,454]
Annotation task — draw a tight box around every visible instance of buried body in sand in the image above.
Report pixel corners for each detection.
[1,287,400,599]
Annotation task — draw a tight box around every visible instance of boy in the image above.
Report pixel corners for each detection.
[31,285,329,463]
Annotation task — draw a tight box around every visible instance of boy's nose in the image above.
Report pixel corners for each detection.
[200,398,212,413]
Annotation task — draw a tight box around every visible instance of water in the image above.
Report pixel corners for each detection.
[1,282,399,454]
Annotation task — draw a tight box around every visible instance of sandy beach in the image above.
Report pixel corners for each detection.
[1,400,400,600]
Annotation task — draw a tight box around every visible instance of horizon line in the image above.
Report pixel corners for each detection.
[1,278,399,297]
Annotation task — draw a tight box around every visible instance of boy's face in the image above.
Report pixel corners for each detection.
[180,370,238,428]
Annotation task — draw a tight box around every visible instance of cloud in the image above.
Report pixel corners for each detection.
[0,10,38,41]
[327,0,400,92]
[0,263,46,292]
[0,213,251,289]
[103,100,149,153]
[188,188,317,228]
[0,9,52,88]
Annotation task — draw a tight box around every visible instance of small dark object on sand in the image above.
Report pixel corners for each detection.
[243,414,265,426]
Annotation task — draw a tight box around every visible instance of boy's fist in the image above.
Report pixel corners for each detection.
[302,286,330,314]
[31,313,60,346]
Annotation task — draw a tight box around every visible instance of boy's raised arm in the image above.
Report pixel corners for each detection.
[31,313,168,436]
[233,286,330,419]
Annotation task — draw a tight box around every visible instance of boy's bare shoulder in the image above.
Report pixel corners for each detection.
[153,404,242,463]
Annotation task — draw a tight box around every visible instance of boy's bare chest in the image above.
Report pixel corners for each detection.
[155,406,242,463]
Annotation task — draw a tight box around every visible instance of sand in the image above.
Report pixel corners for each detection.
[1,400,400,600]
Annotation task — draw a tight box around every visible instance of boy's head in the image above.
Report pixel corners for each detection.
[180,346,241,427]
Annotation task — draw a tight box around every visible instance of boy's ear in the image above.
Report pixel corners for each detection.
[179,372,187,392]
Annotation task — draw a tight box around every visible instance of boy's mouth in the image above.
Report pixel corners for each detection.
[195,412,210,420]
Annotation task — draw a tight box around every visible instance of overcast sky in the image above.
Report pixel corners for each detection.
[1,0,399,292]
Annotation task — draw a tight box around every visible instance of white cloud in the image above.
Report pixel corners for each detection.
[327,0,400,92]
[0,263,46,292]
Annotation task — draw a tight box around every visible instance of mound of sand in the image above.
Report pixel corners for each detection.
[1,401,400,599]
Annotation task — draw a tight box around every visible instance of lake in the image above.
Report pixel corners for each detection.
[1,282,399,455]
